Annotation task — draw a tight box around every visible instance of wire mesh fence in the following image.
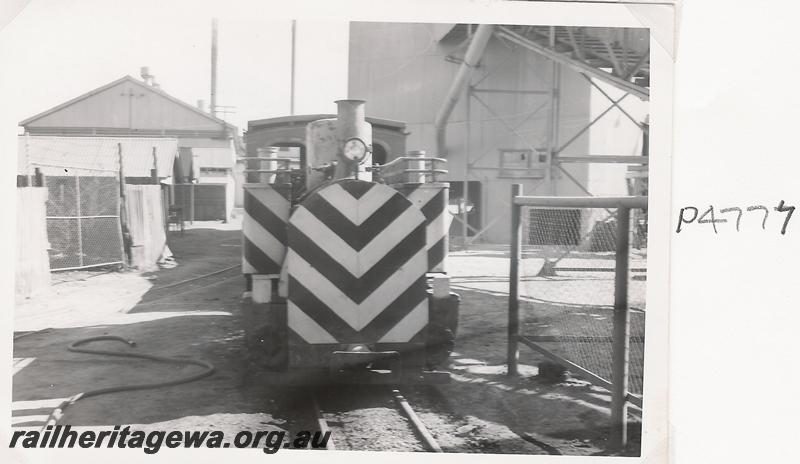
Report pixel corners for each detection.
[45,172,124,270]
[517,204,647,394]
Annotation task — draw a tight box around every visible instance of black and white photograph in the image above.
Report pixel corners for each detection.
[5,1,676,462]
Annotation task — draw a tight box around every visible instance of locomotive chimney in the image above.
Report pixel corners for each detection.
[335,99,366,136]
[334,99,372,180]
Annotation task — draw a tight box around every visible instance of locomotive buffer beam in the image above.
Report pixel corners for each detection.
[329,349,403,384]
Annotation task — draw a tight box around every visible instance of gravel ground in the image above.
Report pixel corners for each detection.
[314,386,424,452]
[13,224,644,456]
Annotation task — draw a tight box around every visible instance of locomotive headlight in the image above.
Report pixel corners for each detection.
[343,137,369,163]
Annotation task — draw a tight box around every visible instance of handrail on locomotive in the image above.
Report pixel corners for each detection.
[243,153,449,183]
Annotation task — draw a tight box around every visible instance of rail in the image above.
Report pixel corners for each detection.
[311,386,442,452]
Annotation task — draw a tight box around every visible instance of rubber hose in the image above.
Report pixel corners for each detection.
[43,335,215,428]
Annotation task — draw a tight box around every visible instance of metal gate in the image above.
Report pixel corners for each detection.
[173,183,227,221]
[45,173,124,270]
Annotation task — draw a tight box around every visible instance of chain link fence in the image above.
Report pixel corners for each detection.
[507,190,648,448]
[519,205,647,395]
[45,170,124,270]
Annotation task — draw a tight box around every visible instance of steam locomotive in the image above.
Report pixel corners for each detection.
[241,100,459,384]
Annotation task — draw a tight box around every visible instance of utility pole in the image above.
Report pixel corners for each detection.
[290,19,296,115]
[211,18,218,118]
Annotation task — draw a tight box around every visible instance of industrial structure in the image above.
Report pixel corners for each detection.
[348,23,649,244]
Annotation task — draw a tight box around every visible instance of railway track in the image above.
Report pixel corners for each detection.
[136,264,242,304]
[310,385,443,452]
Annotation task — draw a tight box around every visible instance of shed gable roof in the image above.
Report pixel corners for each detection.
[20,76,236,134]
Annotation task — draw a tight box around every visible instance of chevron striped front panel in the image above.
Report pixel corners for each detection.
[242,184,291,275]
[286,180,429,345]
[395,183,450,273]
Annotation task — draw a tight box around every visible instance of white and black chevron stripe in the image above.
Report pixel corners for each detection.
[395,184,450,273]
[286,180,429,344]
[242,184,291,275]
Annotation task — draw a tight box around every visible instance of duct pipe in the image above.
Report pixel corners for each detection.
[434,24,494,156]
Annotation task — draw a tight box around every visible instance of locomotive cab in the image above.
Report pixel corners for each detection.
[242,100,458,385]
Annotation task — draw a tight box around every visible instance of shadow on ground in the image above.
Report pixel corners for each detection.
[13,225,311,434]
[398,287,644,456]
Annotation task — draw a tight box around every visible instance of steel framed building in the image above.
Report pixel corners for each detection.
[348,23,650,245]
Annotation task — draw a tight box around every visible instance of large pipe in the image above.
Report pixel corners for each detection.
[434,24,494,156]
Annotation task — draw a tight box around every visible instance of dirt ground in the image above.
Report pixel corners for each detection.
[12,221,643,456]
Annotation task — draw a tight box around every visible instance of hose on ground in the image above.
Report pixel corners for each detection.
[43,335,215,428]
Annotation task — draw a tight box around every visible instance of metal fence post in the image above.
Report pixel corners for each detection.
[118,143,131,265]
[508,183,522,376]
[34,167,44,187]
[610,206,632,449]
[76,176,83,268]
[190,183,195,224]
[151,146,159,183]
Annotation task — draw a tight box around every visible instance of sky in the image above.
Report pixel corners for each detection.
[0,0,350,134]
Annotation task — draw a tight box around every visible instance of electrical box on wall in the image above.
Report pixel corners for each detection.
[498,148,546,178]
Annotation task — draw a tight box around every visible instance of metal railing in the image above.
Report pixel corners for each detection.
[241,155,299,185]
[376,153,448,184]
[241,157,298,174]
